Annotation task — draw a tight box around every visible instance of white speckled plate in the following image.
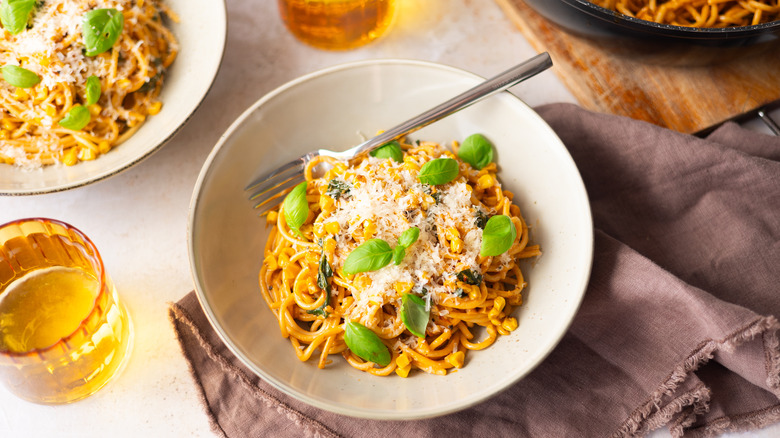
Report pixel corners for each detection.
[0,0,226,195]
[189,59,593,419]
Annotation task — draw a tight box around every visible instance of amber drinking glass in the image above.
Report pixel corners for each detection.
[278,0,397,50]
[0,218,132,404]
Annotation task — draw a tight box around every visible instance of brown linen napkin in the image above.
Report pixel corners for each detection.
[170,103,780,437]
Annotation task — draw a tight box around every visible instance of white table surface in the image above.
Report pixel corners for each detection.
[0,1,777,437]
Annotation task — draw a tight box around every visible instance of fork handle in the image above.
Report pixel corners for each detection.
[348,52,553,157]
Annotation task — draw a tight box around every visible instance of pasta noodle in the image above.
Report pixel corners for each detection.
[0,0,178,168]
[259,138,541,377]
[589,0,780,27]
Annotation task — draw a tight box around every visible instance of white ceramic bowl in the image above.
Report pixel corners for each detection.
[0,0,227,195]
[189,59,593,420]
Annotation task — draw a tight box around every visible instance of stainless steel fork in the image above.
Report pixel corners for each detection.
[245,52,552,213]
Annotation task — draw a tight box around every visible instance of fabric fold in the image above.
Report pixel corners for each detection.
[171,103,780,437]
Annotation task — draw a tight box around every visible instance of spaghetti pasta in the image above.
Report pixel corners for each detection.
[0,0,178,168]
[259,138,541,377]
[589,0,780,27]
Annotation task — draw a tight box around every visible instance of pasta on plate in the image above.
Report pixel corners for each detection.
[0,0,178,168]
[588,0,780,27]
[259,136,541,377]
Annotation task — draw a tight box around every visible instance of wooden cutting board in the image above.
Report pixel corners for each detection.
[495,0,780,134]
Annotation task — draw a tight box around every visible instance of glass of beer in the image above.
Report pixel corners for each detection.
[278,0,397,50]
[0,218,133,404]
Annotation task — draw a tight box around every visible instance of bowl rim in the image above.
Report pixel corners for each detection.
[560,0,780,37]
[188,58,594,419]
[0,0,228,196]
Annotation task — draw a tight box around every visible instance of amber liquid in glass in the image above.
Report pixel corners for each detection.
[279,0,396,50]
[0,229,132,404]
[0,267,99,352]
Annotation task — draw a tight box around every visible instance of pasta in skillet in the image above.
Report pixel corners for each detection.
[0,0,178,168]
[259,135,541,377]
[589,0,780,27]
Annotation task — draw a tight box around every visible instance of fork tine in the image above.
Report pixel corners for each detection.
[244,157,304,192]
[251,174,306,211]
[249,168,305,202]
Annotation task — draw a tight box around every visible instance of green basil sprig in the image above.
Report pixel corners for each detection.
[342,239,393,274]
[344,321,391,366]
[309,253,332,317]
[58,105,91,131]
[283,181,308,236]
[400,293,429,338]
[0,0,36,35]
[370,140,403,163]
[480,214,517,256]
[85,75,101,106]
[325,179,350,200]
[82,8,124,57]
[456,268,483,286]
[1,65,40,88]
[458,133,494,170]
[392,226,420,265]
[418,158,459,185]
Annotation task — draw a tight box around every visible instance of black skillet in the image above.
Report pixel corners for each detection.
[522,0,780,65]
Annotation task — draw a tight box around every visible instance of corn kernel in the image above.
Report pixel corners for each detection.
[403,161,420,172]
[319,195,335,212]
[1,119,16,131]
[88,104,102,116]
[476,174,495,190]
[313,222,326,238]
[501,317,518,332]
[354,274,372,289]
[0,130,7,140]
[266,211,278,226]
[363,220,377,239]
[278,252,290,268]
[43,103,56,117]
[264,255,278,271]
[77,147,96,161]
[450,238,463,253]
[394,282,414,295]
[395,365,411,378]
[62,148,78,166]
[324,221,340,235]
[445,227,460,241]
[305,251,320,265]
[14,88,28,100]
[97,141,111,154]
[396,353,411,369]
[147,101,162,115]
[446,351,465,368]
[33,86,47,103]
[324,237,336,255]
[117,79,132,89]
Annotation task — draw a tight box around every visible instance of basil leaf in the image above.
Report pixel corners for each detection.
[456,268,483,286]
[283,181,308,234]
[0,0,36,35]
[400,294,429,338]
[325,179,350,200]
[317,254,332,291]
[307,294,329,317]
[397,227,419,248]
[344,321,391,366]
[475,210,489,229]
[342,239,393,274]
[480,214,517,256]
[85,75,101,106]
[392,245,405,266]
[418,158,459,186]
[369,141,403,163]
[58,105,91,131]
[458,133,494,170]
[1,65,40,88]
[82,8,124,57]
